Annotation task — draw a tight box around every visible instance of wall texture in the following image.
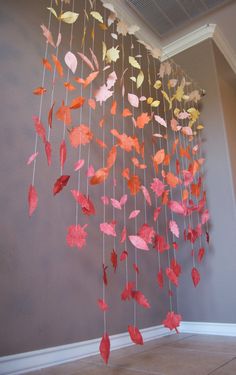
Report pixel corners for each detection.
[0,0,176,356]
[174,39,236,323]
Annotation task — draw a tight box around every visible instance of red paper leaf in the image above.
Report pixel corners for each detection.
[150,178,165,197]
[168,200,186,215]
[110,100,117,115]
[56,101,71,126]
[120,227,127,243]
[111,249,118,272]
[97,299,108,311]
[192,267,200,287]
[127,175,141,196]
[128,325,143,345]
[120,250,128,261]
[52,54,63,77]
[71,190,95,216]
[28,184,38,216]
[99,333,110,364]
[133,263,139,274]
[60,140,67,168]
[33,116,46,143]
[48,102,55,128]
[100,222,116,237]
[106,146,117,169]
[69,125,93,147]
[122,108,132,117]
[74,159,85,171]
[166,267,178,287]
[88,98,96,110]
[163,311,182,333]
[27,152,38,165]
[33,86,46,95]
[121,281,135,301]
[70,96,85,109]
[169,220,179,238]
[53,175,70,195]
[154,207,161,222]
[90,167,109,185]
[137,224,155,244]
[129,235,149,251]
[66,224,87,249]
[136,112,150,128]
[45,141,52,166]
[171,259,182,277]
[197,247,205,263]
[157,269,164,288]
[103,264,108,286]
[153,234,170,253]
[141,186,151,206]
[129,210,140,219]
[132,290,151,308]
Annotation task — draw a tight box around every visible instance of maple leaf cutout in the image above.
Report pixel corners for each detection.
[66,224,88,249]
[163,311,182,333]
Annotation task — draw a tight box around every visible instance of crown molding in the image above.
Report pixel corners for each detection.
[213,25,236,75]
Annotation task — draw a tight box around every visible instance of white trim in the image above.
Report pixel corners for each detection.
[180,321,236,336]
[213,25,236,75]
[161,24,216,60]
[0,325,172,375]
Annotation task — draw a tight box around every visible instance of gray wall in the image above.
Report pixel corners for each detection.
[0,0,176,356]
[174,40,236,323]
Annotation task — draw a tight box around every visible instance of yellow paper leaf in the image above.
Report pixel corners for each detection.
[188,107,200,126]
[59,11,79,24]
[99,23,108,30]
[137,70,144,89]
[106,46,120,63]
[175,85,184,102]
[102,42,107,61]
[151,100,160,107]
[174,108,180,117]
[161,90,172,110]
[197,124,204,130]
[47,7,58,18]
[90,11,103,23]
[153,80,162,90]
[147,97,153,104]
[129,56,141,69]
[130,77,136,82]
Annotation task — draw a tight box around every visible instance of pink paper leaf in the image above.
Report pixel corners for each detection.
[27,152,38,165]
[141,185,151,206]
[128,93,139,108]
[100,222,116,237]
[77,52,94,71]
[154,115,167,128]
[74,159,85,171]
[128,235,149,251]
[129,210,140,219]
[169,220,179,238]
[64,51,77,74]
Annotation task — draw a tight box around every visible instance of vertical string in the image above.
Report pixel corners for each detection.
[148,54,161,274]
[75,0,87,227]
[102,8,107,335]
[111,21,116,257]
[86,1,96,197]
[130,35,138,327]
[154,59,173,312]
[121,35,129,285]
[32,0,54,186]
[60,0,75,176]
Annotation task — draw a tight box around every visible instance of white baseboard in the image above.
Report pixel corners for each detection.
[0,324,172,375]
[180,321,236,336]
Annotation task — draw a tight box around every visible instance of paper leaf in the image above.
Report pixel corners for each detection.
[28,185,38,216]
[53,175,70,195]
[129,210,140,219]
[90,167,109,185]
[157,269,164,288]
[40,24,55,47]
[120,227,127,244]
[47,7,57,18]
[128,93,139,108]
[33,86,46,95]
[192,267,200,287]
[69,125,93,148]
[110,198,122,210]
[78,52,94,71]
[33,116,46,143]
[136,112,150,128]
[198,247,205,263]
[129,56,141,69]
[110,249,118,272]
[52,54,63,77]
[64,51,77,74]
[129,235,149,251]
[106,46,120,63]
[60,140,67,168]
[48,102,55,128]
[95,84,113,105]
[163,311,181,333]
[137,70,144,89]
[66,224,87,249]
[166,267,178,287]
[150,178,165,197]
[127,175,141,195]
[132,290,150,308]
[100,222,116,237]
[27,152,38,165]
[90,11,103,23]
[154,115,167,128]
[45,141,52,166]
[153,149,165,165]
[141,186,151,206]
[97,299,108,311]
[59,11,79,24]
[168,200,186,215]
[154,207,161,222]
[74,159,84,171]
[70,96,85,109]
[151,100,160,107]
[99,333,110,364]
[169,220,179,238]
[128,325,143,345]
[138,224,155,244]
